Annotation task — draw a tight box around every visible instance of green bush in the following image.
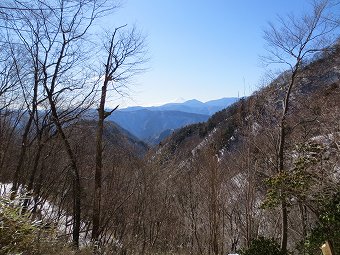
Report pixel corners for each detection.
[240,236,287,255]
[305,192,340,254]
[0,196,39,254]
[0,195,91,255]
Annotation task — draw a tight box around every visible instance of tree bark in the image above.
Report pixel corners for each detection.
[92,79,108,244]
[277,67,298,252]
[10,111,34,198]
[46,89,82,248]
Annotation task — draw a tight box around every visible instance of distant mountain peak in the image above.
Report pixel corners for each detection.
[185,99,202,103]
[182,99,204,106]
[173,97,186,103]
[105,97,239,144]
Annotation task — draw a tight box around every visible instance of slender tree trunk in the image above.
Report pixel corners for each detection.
[22,138,43,213]
[92,30,121,245]
[47,93,81,248]
[32,165,43,216]
[40,32,82,247]
[277,67,298,252]
[11,46,40,199]
[92,79,108,244]
[278,119,288,252]
[281,200,288,253]
[10,112,34,198]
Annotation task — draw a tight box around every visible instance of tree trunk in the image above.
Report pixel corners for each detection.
[11,48,40,199]
[92,29,121,245]
[277,67,299,252]
[22,138,43,213]
[92,80,108,244]
[281,200,288,253]
[47,93,81,248]
[10,112,34,199]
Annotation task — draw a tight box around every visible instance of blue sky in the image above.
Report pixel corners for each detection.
[102,0,310,107]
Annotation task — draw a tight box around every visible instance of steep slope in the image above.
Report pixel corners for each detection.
[70,119,149,156]
[152,46,340,165]
[144,43,340,254]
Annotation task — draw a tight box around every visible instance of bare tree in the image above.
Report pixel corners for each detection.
[262,0,340,251]
[0,44,20,111]
[92,25,147,246]
[0,42,23,177]
[0,0,116,248]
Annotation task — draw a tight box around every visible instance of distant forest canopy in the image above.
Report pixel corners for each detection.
[0,0,340,255]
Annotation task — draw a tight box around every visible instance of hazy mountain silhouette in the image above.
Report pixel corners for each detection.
[107,109,209,144]
[121,97,239,115]
[108,98,238,144]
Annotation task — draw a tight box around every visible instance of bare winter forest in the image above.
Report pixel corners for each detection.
[0,0,340,254]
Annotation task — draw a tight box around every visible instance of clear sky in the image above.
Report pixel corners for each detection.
[102,0,311,107]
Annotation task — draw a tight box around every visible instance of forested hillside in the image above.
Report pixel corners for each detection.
[147,41,340,255]
[0,0,339,255]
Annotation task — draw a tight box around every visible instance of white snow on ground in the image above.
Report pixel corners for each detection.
[0,182,123,248]
[0,183,11,195]
[310,133,338,145]
[0,183,89,246]
[230,173,247,189]
[191,127,217,156]
[333,165,340,180]
[308,132,340,181]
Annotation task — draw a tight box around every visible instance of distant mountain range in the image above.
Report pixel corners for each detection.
[107,109,209,144]
[107,97,239,144]
[120,97,239,115]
